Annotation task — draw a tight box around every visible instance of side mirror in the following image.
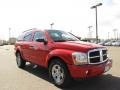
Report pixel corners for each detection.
[36,38,47,45]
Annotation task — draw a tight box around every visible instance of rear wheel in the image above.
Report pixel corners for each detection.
[16,52,26,68]
[49,59,72,88]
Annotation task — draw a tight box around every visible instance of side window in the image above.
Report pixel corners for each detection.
[23,32,32,41]
[33,31,45,41]
[17,32,25,41]
[17,35,23,41]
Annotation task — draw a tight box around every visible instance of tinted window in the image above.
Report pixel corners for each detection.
[23,31,32,41]
[33,31,45,41]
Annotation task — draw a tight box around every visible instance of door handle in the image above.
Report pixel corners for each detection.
[29,45,34,49]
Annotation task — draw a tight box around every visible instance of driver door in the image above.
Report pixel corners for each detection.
[29,31,48,66]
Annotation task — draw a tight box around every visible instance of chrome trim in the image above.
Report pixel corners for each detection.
[103,54,107,56]
[88,58,108,65]
[100,49,103,62]
[89,56,100,58]
[88,48,108,64]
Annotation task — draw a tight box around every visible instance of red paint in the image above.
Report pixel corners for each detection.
[15,29,112,78]
[67,59,112,78]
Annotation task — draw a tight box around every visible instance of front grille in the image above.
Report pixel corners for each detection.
[102,50,107,61]
[89,51,100,57]
[102,50,107,55]
[88,48,108,64]
[103,55,107,61]
[90,57,100,63]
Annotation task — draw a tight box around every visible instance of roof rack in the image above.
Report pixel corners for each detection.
[22,28,37,33]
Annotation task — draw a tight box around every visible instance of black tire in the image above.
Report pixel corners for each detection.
[49,59,72,88]
[16,52,26,68]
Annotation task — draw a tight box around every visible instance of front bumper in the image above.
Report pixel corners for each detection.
[67,58,112,78]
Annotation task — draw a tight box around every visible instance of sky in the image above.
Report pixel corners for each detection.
[0,0,119,40]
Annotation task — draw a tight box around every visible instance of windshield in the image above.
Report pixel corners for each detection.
[47,30,80,42]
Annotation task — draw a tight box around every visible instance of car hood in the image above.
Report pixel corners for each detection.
[54,41,104,52]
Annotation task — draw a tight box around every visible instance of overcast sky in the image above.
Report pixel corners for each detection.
[0,0,119,40]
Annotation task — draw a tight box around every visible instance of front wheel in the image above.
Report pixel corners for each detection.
[49,59,72,88]
[16,53,26,68]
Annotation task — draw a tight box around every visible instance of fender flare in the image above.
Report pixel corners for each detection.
[15,46,25,60]
[45,49,74,67]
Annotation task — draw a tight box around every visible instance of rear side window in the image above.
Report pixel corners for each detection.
[33,31,45,41]
[17,32,26,41]
[23,31,32,41]
[17,35,23,41]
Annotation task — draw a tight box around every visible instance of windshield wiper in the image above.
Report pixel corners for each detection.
[67,39,79,41]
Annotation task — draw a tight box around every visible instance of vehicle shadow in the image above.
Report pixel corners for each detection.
[64,75,120,90]
[23,64,51,82]
[23,64,120,90]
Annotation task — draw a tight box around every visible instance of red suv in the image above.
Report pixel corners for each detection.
[15,28,112,87]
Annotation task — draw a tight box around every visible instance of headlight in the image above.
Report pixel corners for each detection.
[72,52,88,65]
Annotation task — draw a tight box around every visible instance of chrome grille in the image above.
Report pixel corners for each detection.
[88,48,108,64]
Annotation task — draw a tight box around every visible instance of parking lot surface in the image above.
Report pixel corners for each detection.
[0,45,120,90]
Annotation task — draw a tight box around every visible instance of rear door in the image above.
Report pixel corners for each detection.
[22,31,33,61]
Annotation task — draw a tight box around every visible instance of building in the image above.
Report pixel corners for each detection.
[0,39,4,46]
[9,37,16,45]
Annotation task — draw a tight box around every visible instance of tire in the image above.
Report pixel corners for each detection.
[16,52,26,68]
[49,59,72,88]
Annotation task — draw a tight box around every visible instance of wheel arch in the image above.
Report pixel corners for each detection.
[15,49,20,56]
[46,49,73,68]
[15,49,25,60]
[47,56,66,68]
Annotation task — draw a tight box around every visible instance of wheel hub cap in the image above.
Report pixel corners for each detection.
[51,64,64,85]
